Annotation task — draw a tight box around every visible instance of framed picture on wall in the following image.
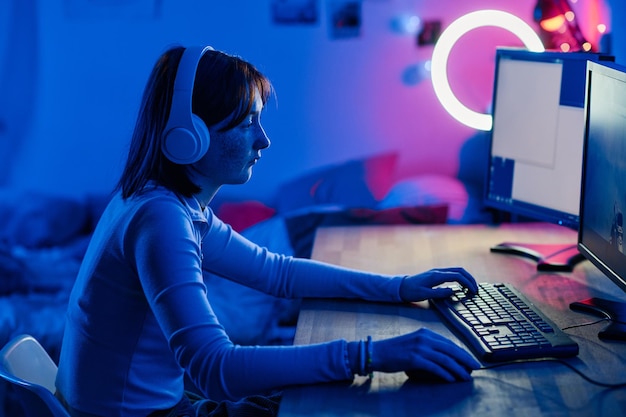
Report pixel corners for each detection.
[271,0,318,24]
[328,0,361,39]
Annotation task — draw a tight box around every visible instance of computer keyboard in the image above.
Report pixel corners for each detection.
[430,282,579,362]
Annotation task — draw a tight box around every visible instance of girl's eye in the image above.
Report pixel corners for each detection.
[243,115,256,128]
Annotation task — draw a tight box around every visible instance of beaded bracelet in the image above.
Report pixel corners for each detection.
[365,335,373,379]
[359,339,366,376]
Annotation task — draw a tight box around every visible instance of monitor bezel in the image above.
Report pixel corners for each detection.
[578,60,626,294]
[483,48,614,231]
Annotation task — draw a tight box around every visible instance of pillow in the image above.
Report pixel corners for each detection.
[275,152,398,215]
[378,175,469,222]
[216,200,276,232]
[284,204,448,258]
[0,191,89,248]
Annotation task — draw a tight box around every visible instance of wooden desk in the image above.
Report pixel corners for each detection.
[278,223,626,417]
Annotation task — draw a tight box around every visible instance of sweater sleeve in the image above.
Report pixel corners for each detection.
[201,209,405,303]
[166,280,354,400]
[132,199,355,401]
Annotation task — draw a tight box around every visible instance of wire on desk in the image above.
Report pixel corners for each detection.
[478,357,626,388]
[561,317,611,331]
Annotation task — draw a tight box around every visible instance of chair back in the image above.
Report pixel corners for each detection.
[0,334,70,417]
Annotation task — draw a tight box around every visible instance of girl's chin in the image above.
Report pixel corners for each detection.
[229,170,253,185]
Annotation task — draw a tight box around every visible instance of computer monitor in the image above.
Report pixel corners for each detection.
[572,60,626,341]
[484,48,614,271]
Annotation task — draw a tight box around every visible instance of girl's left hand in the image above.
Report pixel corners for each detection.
[399,267,478,302]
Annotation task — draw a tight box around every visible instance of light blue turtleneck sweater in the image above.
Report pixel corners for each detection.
[56,185,404,417]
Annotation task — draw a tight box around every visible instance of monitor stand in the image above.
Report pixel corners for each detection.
[490,242,586,272]
[569,298,626,341]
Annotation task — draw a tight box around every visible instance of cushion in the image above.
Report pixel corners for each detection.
[0,191,89,248]
[378,175,469,222]
[216,200,276,232]
[275,152,398,215]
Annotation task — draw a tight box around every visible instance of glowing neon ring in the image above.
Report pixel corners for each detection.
[431,10,545,131]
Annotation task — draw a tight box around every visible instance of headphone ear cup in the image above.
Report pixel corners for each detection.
[162,45,213,165]
[191,113,210,159]
[162,114,210,165]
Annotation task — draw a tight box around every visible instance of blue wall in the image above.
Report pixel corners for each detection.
[0,0,615,205]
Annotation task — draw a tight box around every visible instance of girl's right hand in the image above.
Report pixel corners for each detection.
[372,328,481,382]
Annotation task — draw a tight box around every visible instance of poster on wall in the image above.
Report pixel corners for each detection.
[328,0,362,39]
[418,20,442,46]
[271,0,318,24]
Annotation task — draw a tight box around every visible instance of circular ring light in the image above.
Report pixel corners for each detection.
[431,10,545,131]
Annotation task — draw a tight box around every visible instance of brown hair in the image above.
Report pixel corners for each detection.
[116,46,274,199]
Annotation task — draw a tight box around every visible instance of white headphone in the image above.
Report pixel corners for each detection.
[162,45,214,165]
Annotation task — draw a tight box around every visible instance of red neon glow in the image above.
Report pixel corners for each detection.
[540,15,565,32]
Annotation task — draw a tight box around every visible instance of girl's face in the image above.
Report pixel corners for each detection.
[191,89,270,193]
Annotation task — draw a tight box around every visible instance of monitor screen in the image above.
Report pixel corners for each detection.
[484,49,613,230]
[578,60,626,294]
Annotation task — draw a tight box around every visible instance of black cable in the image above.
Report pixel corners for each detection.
[478,357,626,388]
[561,317,611,331]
